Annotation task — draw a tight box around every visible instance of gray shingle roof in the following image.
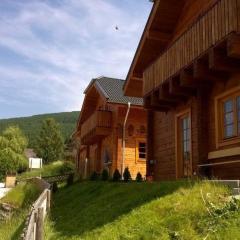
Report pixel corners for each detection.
[86,77,143,106]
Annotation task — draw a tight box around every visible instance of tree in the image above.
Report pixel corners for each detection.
[136,172,143,182]
[35,118,64,163]
[112,169,121,182]
[123,167,131,182]
[0,126,28,177]
[101,169,109,181]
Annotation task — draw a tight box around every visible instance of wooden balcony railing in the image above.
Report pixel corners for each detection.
[143,0,240,95]
[80,110,112,144]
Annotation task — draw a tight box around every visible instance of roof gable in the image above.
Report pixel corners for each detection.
[77,77,143,129]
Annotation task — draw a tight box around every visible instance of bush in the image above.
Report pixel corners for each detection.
[136,172,143,182]
[123,167,131,182]
[112,169,121,182]
[90,171,99,181]
[67,173,74,186]
[101,169,109,181]
[59,161,75,175]
[52,182,58,193]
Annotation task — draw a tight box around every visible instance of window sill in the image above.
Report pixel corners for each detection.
[208,146,240,160]
[217,137,240,148]
[137,159,146,163]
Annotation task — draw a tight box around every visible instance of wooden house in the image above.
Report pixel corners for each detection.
[124,0,240,180]
[75,77,147,179]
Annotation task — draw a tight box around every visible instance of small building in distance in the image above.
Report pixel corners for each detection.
[75,77,147,179]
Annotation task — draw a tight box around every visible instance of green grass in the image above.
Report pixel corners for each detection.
[0,182,41,240]
[18,160,74,180]
[0,182,41,208]
[44,181,240,240]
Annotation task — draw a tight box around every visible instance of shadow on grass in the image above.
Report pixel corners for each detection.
[48,180,194,239]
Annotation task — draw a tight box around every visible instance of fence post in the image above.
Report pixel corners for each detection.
[36,208,44,240]
[47,190,51,210]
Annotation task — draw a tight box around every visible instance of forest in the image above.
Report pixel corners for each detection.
[0,111,80,147]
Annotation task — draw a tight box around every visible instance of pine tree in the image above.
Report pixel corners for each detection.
[35,118,64,163]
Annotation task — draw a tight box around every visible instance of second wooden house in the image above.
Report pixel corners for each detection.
[75,77,147,179]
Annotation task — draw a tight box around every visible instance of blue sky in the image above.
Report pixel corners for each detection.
[0,0,152,119]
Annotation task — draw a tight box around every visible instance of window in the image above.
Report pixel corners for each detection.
[223,99,234,138]
[137,141,146,160]
[216,88,240,147]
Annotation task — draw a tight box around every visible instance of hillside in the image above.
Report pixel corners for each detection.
[45,181,240,240]
[0,111,80,147]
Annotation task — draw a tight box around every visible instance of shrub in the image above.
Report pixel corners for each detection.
[52,182,58,193]
[136,172,143,182]
[123,167,131,182]
[67,173,74,186]
[101,169,109,181]
[112,169,121,182]
[90,171,99,181]
[59,161,75,175]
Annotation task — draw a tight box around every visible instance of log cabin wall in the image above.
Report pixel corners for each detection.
[150,72,240,180]
[206,75,240,179]
[116,106,147,178]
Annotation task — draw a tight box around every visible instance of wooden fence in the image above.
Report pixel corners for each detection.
[21,178,51,240]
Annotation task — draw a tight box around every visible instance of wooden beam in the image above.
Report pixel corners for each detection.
[147,30,171,42]
[159,83,181,103]
[131,77,142,82]
[227,34,240,58]
[193,60,227,82]
[209,48,240,72]
[144,95,170,112]
[179,69,196,88]
[169,77,195,97]
[151,90,173,109]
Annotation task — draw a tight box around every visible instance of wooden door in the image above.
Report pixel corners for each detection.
[176,110,192,178]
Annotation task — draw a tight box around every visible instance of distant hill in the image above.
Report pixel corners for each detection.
[0,111,80,147]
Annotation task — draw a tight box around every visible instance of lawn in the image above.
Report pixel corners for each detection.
[18,160,74,180]
[44,181,240,240]
[0,182,41,240]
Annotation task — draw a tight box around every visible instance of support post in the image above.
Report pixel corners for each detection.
[36,208,44,240]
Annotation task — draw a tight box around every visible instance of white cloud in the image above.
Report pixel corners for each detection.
[0,0,151,117]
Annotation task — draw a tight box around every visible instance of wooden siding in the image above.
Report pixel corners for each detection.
[151,75,240,180]
[143,0,240,95]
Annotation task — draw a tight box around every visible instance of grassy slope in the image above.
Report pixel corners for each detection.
[44,181,240,240]
[18,161,74,180]
[0,182,41,240]
[0,111,80,147]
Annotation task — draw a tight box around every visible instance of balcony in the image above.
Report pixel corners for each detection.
[80,110,112,145]
[143,0,240,101]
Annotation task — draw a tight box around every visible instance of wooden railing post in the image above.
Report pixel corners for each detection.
[36,207,44,240]
[47,190,51,210]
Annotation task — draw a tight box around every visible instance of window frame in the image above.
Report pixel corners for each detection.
[136,139,147,162]
[215,87,240,148]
